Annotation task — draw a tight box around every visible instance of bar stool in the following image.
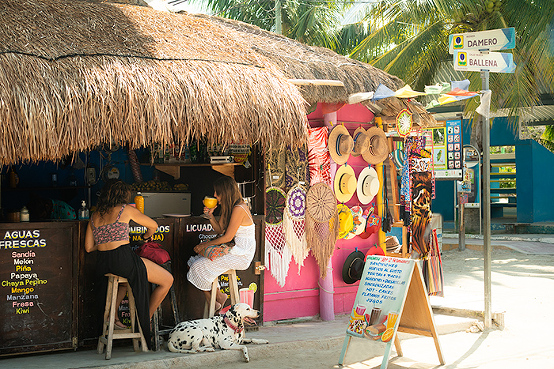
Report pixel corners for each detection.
[204,269,240,318]
[97,274,148,360]
[151,261,180,351]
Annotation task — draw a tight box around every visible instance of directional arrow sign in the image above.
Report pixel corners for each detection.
[449,28,516,54]
[453,50,516,73]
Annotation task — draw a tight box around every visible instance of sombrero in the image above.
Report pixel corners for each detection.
[356,166,380,205]
[337,204,354,239]
[328,125,353,165]
[342,249,365,284]
[334,164,356,203]
[345,205,364,239]
[351,127,369,157]
[362,127,389,165]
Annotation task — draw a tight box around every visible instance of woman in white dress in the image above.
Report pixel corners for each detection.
[187,176,256,312]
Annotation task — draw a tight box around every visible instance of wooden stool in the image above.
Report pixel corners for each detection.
[203,269,240,318]
[97,274,148,359]
[152,261,180,351]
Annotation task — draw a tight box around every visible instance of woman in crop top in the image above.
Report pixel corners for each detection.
[188,176,256,313]
[85,180,173,347]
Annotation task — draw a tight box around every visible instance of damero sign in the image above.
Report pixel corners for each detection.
[449,27,515,53]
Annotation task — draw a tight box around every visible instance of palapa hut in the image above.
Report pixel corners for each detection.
[0,0,308,166]
[191,13,437,127]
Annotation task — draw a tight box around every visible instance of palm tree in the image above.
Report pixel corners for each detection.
[191,0,348,48]
[343,0,554,148]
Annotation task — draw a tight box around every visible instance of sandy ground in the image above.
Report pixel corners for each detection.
[197,247,554,369]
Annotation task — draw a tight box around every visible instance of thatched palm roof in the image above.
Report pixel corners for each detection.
[191,14,405,105]
[0,0,307,165]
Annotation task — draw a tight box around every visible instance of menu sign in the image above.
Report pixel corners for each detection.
[345,256,414,342]
[0,223,76,355]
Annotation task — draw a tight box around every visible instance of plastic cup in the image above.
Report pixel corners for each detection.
[369,307,382,325]
[386,312,399,329]
[239,288,254,308]
[355,304,366,316]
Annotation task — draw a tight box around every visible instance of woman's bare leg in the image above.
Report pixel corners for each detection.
[141,258,174,318]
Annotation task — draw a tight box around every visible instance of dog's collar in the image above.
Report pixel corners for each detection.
[224,316,244,334]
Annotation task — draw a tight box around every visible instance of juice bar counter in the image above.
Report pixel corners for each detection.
[0,215,264,356]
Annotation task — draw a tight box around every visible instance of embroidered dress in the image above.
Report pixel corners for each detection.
[187,204,256,291]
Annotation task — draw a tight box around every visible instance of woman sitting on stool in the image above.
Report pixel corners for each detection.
[188,176,256,313]
[84,180,174,346]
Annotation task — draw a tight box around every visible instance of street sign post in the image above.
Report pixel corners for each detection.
[449,27,516,331]
[453,50,516,73]
[449,27,515,53]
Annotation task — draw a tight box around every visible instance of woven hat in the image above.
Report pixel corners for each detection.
[351,127,369,157]
[356,166,380,205]
[362,127,389,165]
[337,204,353,239]
[345,205,364,239]
[334,164,356,203]
[342,249,365,284]
[328,125,353,165]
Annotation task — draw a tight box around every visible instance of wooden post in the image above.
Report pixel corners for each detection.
[375,117,386,254]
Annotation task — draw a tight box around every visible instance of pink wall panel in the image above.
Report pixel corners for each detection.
[263,103,380,322]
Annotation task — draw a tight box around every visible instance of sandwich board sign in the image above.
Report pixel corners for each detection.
[453,50,516,73]
[449,27,516,53]
[338,255,444,368]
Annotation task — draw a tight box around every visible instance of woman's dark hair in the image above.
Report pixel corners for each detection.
[96,180,131,217]
[213,176,242,230]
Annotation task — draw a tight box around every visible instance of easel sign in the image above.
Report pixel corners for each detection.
[338,255,444,368]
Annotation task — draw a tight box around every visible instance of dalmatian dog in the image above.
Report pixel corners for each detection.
[168,303,269,362]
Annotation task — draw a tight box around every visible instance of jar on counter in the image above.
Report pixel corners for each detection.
[20,206,30,222]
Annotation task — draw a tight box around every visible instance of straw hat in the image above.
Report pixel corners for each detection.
[356,166,380,205]
[328,125,354,165]
[337,204,354,239]
[345,205,364,239]
[351,127,369,157]
[342,249,365,284]
[362,127,389,165]
[334,164,356,203]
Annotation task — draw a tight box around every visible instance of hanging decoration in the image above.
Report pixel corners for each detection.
[283,184,308,273]
[307,127,332,186]
[396,109,413,137]
[285,145,309,191]
[305,182,338,278]
[265,185,292,287]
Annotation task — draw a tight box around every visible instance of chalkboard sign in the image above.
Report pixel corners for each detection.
[0,223,77,355]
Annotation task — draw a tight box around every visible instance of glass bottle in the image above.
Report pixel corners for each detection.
[78,200,90,220]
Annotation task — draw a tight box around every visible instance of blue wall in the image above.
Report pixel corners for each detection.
[2,148,155,213]
[431,117,554,223]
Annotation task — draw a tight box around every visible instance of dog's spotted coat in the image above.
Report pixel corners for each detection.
[168,303,268,362]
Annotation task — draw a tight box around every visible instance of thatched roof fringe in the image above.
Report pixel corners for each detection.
[0,53,307,165]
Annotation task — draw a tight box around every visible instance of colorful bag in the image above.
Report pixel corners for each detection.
[198,241,235,261]
[135,241,170,265]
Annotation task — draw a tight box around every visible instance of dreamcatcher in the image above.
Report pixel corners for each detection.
[283,184,308,273]
[265,179,292,287]
[305,182,339,278]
